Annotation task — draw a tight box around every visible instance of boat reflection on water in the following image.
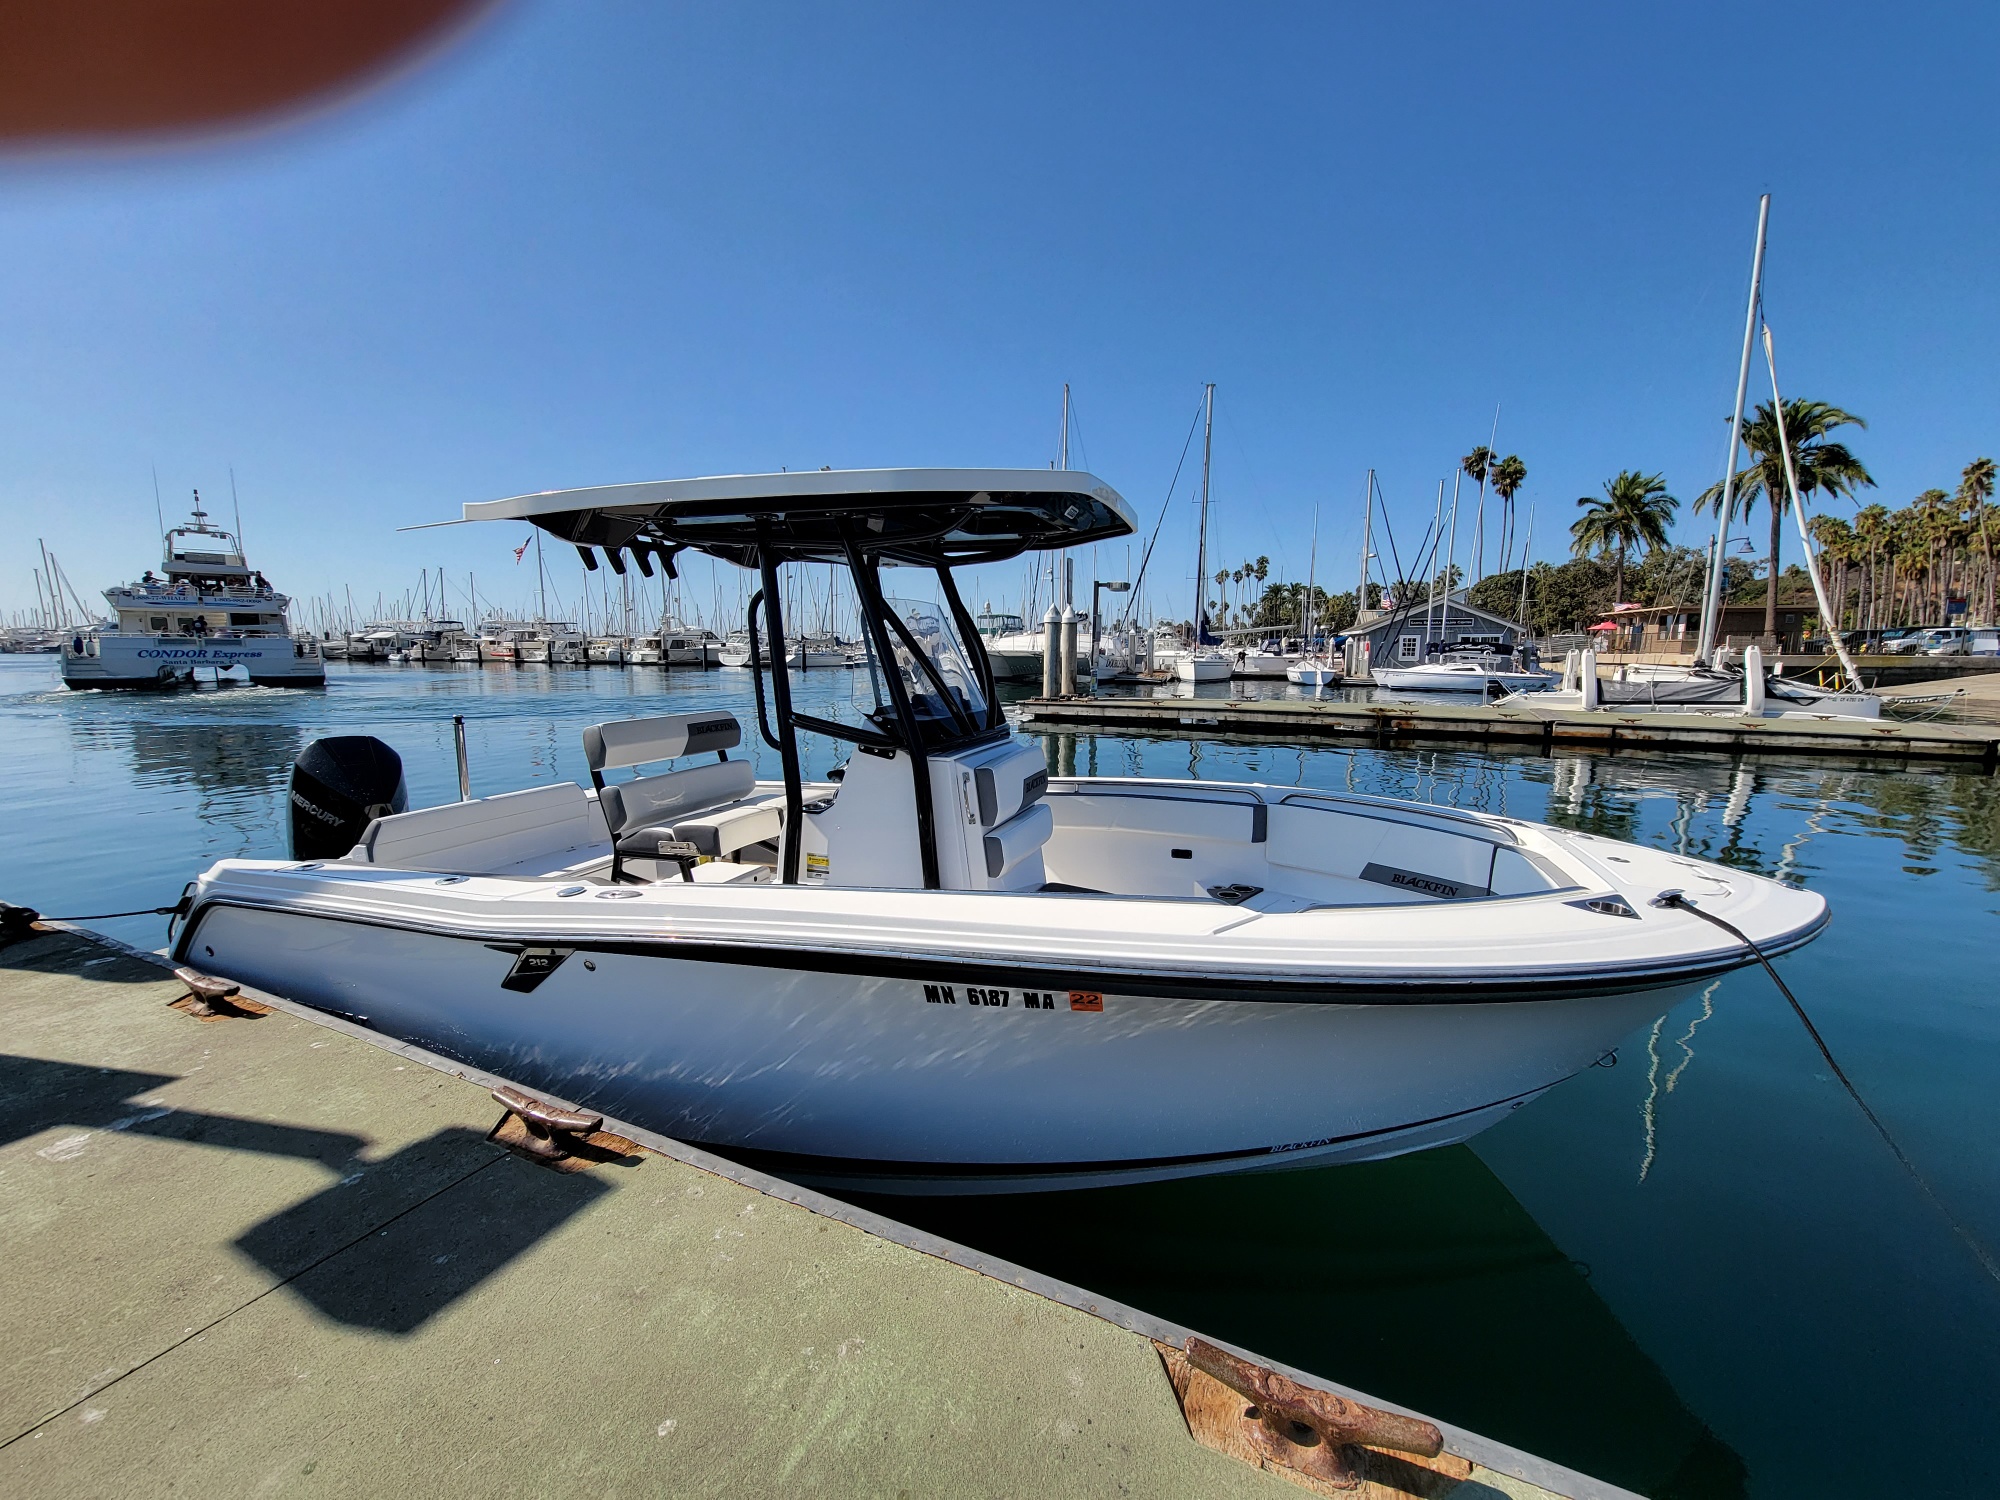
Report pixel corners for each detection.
[836,1145,1746,1500]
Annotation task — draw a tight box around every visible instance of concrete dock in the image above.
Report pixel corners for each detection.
[1017,692,2000,764]
[0,919,1624,1499]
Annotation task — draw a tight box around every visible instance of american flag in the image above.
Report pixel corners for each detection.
[514,535,532,563]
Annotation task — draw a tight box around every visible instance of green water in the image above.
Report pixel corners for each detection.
[5,655,1996,1497]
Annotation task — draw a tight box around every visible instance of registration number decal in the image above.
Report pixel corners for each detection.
[921,982,1103,1013]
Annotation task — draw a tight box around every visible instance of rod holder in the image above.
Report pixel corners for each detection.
[453,715,471,800]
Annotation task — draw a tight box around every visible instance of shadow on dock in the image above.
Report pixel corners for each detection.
[0,1027,609,1336]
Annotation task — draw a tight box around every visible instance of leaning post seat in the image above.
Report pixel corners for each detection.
[582,711,782,881]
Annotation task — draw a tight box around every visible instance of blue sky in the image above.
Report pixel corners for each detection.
[3,2,1995,629]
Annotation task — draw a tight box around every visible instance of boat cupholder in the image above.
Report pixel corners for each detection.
[597,889,642,899]
[556,886,588,897]
[435,875,469,885]
[293,862,324,871]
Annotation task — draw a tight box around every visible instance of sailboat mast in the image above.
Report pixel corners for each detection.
[1762,322,1866,692]
[1356,469,1375,616]
[1193,383,1214,636]
[535,532,548,622]
[1516,504,1536,632]
[1696,193,1771,664]
[1302,501,1320,646]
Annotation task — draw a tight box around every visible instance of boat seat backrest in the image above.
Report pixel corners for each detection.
[351,783,608,875]
[1267,804,1553,899]
[598,757,758,837]
[583,712,742,774]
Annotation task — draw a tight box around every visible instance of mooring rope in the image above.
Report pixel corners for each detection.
[1656,890,2000,1289]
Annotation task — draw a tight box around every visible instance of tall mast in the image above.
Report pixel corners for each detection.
[1696,193,1771,664]
[1193,383,1214,638]
[1356,469,1375,616]
[1424,481,1444,638]
[535,531,548,622]
[1059,383,1070,469]
[1302,500,1320,645]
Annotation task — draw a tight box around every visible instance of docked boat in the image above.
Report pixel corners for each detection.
[662,624,722,667]
[173,469,1827,1195]
[60,494,324,689]
[1287,657,1341,688]
[1176,388,1233,686]
[1504,647,1880,719]
[1372,653,1559,693]
[587,636,630,666]
[1176,649,1232,683]
[716,629,754,668]
[976,608,1041,682]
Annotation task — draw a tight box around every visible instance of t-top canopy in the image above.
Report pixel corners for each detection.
[462,468,1135,568]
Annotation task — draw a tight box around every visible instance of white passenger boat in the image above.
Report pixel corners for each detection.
[60,494,324,689]
[173,470,1826,1194]
[1176,649,1232,683]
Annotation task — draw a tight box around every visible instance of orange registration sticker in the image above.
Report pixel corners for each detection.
[1068,991,1104,1013]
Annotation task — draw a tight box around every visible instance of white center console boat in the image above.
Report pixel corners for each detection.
[172,470,1827,1193]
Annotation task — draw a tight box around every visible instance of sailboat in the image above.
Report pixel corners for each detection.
[1176,384,1232,683]
[1287,499,1340,689]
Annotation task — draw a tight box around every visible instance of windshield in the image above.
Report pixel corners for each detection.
[856,596,989,733]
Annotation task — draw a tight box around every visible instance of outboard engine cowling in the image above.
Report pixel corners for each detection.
[289,736,407,859]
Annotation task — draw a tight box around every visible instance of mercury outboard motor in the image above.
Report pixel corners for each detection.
[289,736,407,859]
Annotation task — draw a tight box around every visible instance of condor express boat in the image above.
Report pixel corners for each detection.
[173,470,1828,1194]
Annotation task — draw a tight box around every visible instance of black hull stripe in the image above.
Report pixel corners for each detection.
[179,897,1826,1005]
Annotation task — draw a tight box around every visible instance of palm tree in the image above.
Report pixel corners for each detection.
[1695,399,1873,642]
[1462,447,1493,578]
[1571,470,1678,602]
[1959,457,1995,625]
[1490,455,1527,571]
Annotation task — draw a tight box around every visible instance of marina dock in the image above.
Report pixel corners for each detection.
[0,918,1621,1500]
[1017,692,2000,765]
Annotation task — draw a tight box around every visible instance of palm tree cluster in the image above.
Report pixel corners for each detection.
[1807,458,1998,631]
[1209,555,1270,627]
[1695,399,1874,639]
[1461,448,1530,575]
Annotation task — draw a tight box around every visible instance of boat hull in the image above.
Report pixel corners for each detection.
[1370,666,1556,692]
[178,900,1687,1194]
[60,633,325,688]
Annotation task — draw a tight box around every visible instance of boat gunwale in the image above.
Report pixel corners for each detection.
[174,889,1827,1003]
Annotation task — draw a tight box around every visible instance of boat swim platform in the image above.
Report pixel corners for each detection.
[1016,693,2000,767]
[0,918,1626,1500]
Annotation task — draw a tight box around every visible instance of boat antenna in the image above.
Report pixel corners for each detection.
[1696,194,1771,664]
[229,465,243,548]
[151,466,166,542]
[1761,321,1866,693]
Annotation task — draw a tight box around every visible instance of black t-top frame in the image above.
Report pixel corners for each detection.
[482,474,1133,889]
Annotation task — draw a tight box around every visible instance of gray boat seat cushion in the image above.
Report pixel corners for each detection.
[583,712,741,773]
[598,758,756,835]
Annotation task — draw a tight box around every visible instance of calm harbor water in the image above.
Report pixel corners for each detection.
[4,654,1997,1498]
